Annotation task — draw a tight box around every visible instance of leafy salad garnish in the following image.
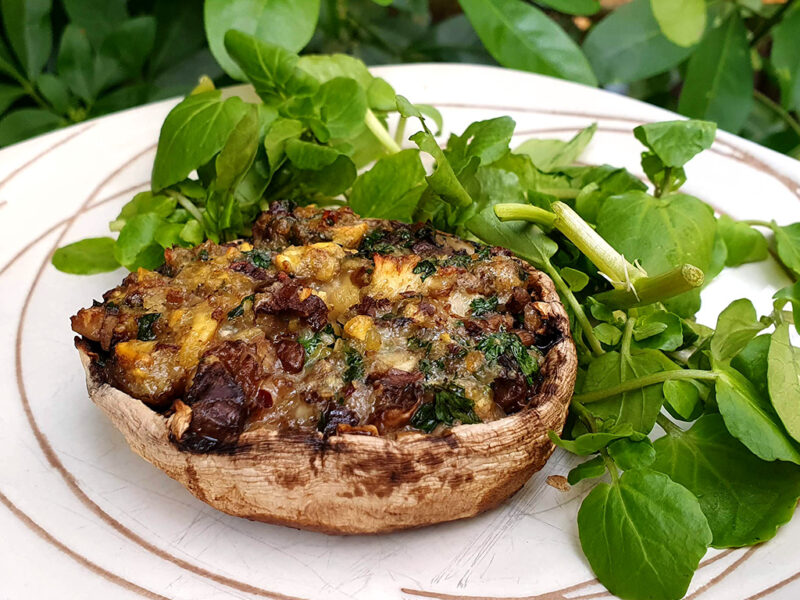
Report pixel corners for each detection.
[53,29,800,600]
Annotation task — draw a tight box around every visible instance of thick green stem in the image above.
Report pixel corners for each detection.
[365,108,402,154]
[494,201,645,285]
[594,264,705,308]
[656,413,683,436]
[394,116,407,146]
[167,191,204,224]
[551,201,647,284]
[494,203,557,227]
[745,219,773,229]
[544,262,605,357]
[600,448,620,483]
[574,369,719,404]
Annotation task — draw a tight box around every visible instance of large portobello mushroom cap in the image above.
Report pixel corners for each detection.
[73,204,577,534]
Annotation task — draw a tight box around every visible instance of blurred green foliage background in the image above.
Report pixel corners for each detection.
[1,0,798,156]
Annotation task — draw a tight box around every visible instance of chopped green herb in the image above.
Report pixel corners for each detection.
[475,245,492,260]
[470,296,499,317]
[477,331,539,383]
[343,346,365,382]
[137,313,161,341]
[413,259,438,280]
[407,336,433,354]
[242,249,271,268]
[442,253,472,269]
[358,229,396,256]
[227,294,255,319]
[410,383,481,433]
[198,249,209,261]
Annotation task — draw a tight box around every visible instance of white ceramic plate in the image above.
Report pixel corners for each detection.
[1,64,800,600]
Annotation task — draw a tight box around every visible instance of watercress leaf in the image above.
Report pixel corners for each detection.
[514,123,596,172]
[596,191,716,314]
[1,0,52,80]
[593,323,622,347]
[350,149,426,222]
[632,120,716,168]
[715,365,800,464]
[57,24,94,102]
[36,74,72,116]
[396,94,423,120]
[459,0,597,86]
[154,222,186,249]
[549,423,641,456]
[466,206,557,268]
[367,77,397,111]
[716,215,769,266]
[582,349,677,433]
[772,4,800,113]
[561,266,589,291]
[297,54,373,88]
[773,282,800,334]
[0,108,62,146]
[223,30,319,103]
[284,138,341,170]
[294,153,356,196]
[205,0,321,80]
[607,437,655,470]
[578,469,711,600]
[151,91,249,191]
[415,104,443,135]
[113,213,166,270]
[711,298,768,362]
[582,0,695,85]
[52,237,120,274]
[651,0,706,48]
[768,323,800,443]
[446,116,516,170]
[179,220,204,246]
[663,379,702,421]
[678,12,753,133]
[410,130,473,209]
[535,0,599,16]
[731,334,771,399]
[314,77,367,139]
[214,106,261,192]
[113,192,176,228]
[264,117,304,170]
[633,310,683,351]
[772,222,800,278]
[653,414,800,547]
[567,456,606,485]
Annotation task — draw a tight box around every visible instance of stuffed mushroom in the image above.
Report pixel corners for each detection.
[72,202,577,534]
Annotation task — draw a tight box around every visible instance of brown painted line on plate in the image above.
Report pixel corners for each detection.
[0,200,7,210]
[0,181,149,278]
[684,547,758,600]
[0,123,95,192]
[0,489,170,600]
[746,569,800,599]
[400,550,738,600]
[11,145,307,600]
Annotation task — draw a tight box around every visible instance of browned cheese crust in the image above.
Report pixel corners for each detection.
[73,202,577,533]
